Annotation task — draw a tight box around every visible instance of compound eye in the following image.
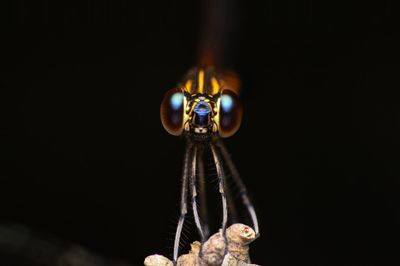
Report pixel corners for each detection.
[160,88,185,136]
[218,89,242,138]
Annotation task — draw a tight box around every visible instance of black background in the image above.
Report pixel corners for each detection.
[1,0,400,265]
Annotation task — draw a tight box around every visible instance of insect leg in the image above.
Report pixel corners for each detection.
[215,139,260,236]
[173,140,193,263]
[190,145,205,242]
[210,142,228,254]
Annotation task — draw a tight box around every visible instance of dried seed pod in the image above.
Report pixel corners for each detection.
[144,255,173,266]
[226,224,256,245]
[176,242,202,266]
[144,223,259,266]
[200,232,226,266]
[176,253,199,266]
[190,241,201,255]
[226,224,256,262]
[222,253,259,266]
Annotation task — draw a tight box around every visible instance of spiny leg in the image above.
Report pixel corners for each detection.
[190,144,205,242]
[196,144,210,238]
[210,142,228,250]
[224,175,239,224]
[173,140,193,263]
[215,139,260,236]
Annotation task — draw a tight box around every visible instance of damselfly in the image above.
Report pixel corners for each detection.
[160,67,260,262]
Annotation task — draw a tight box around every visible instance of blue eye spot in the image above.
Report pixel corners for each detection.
[221,94,234,112]
[170,92,184,110]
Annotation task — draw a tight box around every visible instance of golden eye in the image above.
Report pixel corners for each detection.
[160,88,185,136]
[218,89,242,138]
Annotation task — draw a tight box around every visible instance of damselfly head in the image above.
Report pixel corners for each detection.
[160,88,242,138]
